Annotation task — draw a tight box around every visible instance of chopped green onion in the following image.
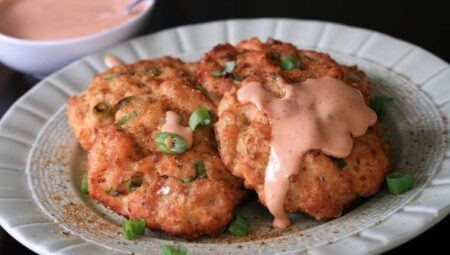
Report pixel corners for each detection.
[155,132,187,155]
[182,161,207,183]
[117,96,134,109]
[150,68,162,76]
[211,61,236,77]
[106,188,119,197]
[81,173,88,194]
[223,61,235,75]
[194,83,208,95]
[195,161,207,179]
[93,103,110,118]
[123,219,146,240]
[102,73,115,80]
[370,96,393,121]
[182,176,195,184]
[126,176,143,193]
[232,74,245,82]
[211,70,222,77]
[116,110,138,127]
[161,245,187,255]
[386,171,412,195]
[281,56,300,71]
[228,215,249,237]
[189,107,213,131]
[329,156,347,169]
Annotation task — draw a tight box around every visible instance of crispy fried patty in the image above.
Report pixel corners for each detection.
[67,58,243,238]
[213,38,390,221]
[68,37,391,237]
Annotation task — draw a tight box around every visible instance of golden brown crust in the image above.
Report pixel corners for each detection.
[69,57,243,239]
[214,38,390,221]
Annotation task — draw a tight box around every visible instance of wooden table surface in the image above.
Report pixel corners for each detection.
[1,0,448,254]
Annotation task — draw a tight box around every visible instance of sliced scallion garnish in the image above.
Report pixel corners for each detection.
[117,96,134,109]
[161,245,187,255]
[370,96,393,121]
[329,156,347,169]
[211,61,236,77]
[155,132,187,155]
[81,173,88,194]
[123,219,146,240]
[116,110,138,127]
[194,83,208,95]
[280,56,300,71]
[93,103,110,118]
[386,171,412,195]
[126,176,143,193]
[227,215,249,237]
[189,107,213,131]
[195,161,207,179]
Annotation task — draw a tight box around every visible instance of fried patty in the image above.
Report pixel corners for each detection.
[68,59,243,238]
[67,57,196,150]
[214,38,390,221]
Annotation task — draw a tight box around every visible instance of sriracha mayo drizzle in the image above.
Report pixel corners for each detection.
[161,111,193,149]
[0,0,146,41]
[104,55,125,68]
[237,76,377,228]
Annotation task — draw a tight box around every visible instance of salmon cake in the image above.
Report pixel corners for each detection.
[214,38,390,222]
[68,59,244,238]
[67,57,198,150]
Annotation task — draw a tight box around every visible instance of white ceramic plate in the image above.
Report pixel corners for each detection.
[0,19,449,255]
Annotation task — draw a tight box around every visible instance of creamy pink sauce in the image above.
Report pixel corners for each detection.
[0,0,146,40]
[104,55,125,68]
[237,76,377,228]
[161,111,193,149]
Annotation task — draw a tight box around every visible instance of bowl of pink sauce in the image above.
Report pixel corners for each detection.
[0,0,154,76]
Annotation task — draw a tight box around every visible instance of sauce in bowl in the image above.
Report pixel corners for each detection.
[0,0,146,41]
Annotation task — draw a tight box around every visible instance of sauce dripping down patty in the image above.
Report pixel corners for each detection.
[237,76,377,228]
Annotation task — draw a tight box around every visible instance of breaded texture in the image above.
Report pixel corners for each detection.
[214,38,390,221]
[67,57,197,150]
[193,37,371,103]
[69,58,243,238]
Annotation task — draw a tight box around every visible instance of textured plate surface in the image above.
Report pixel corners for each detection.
[0,19,449,255]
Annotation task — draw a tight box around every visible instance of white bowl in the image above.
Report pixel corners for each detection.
[0,0,155,77]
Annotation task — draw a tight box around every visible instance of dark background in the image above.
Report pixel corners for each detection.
[0,0,448,254]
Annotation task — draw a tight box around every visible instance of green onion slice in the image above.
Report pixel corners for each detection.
[93,103,110,118]
[211,61,236,77]
[195,161,207,179]
[150,68,162,76]
[106,188,119,197]
[189,107,213,131]
[228,215,249,237]
[386,171,412,195]
[155,132,187,155]
[194,83,208,95]
[123,219,146,240]
[102,73,115,80]
[223,61,235,75]
[370,96,393,121]
[116,110,138,127]
[211,70,222,77]
[281,56,300,71]
[117,96,134,108]
[81,173,88,194]
[329,156,347,169]
[161,245,187,255]
[126,176,143,193]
